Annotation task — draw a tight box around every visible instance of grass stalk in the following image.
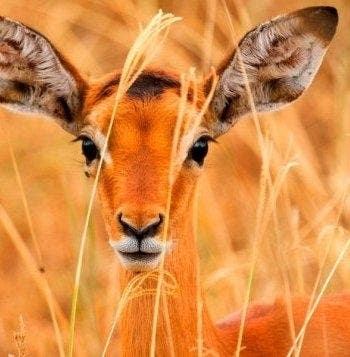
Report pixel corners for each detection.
[0,126,44,271]
[68,10,181,356]
[149,69,189,357]
[102,270,178,355]
[294,188,349,355]
[161,291,176,357]
[286,237,350,357]
[193,184,204,357]
[0,203,66,357]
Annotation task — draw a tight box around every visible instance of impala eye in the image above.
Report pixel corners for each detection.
[188,136,211,166]
[81,137,99,163]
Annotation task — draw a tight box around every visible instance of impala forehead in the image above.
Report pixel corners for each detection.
[83,91,209,168]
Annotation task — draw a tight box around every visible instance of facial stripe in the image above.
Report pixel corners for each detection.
[92,70,181,105]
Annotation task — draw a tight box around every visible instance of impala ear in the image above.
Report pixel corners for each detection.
[0,17,87,135]
[208,6,338,136]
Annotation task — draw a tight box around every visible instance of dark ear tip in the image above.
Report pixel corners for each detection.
[316,6,338,26]
[320,6,338,18]
[296,6,338,43]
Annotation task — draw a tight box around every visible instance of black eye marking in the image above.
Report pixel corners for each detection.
[74,136,99,164]
[188,135,214,166]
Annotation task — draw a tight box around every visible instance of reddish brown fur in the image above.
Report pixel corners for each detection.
[1,7,347,356]
[79,71,350,356]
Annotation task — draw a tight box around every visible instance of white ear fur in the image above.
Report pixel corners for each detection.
[209,6,338,136]
[0,17,87,134]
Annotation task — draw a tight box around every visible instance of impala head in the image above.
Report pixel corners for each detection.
[0,7,338,271]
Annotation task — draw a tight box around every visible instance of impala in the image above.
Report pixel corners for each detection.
[1,6,349,356]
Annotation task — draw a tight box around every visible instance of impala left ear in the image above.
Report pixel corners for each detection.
[207,6,338,136]
[0,17,87,135]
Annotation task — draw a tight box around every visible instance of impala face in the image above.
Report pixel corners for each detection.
[81,71,212,270]
[0,7,338,271]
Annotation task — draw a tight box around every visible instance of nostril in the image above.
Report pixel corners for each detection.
[117,213,164,239]
[145,214,163,236]
[118,213,140,236]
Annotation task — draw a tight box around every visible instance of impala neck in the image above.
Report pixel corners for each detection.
[117,183,228,356]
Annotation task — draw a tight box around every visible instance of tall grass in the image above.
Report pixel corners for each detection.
[0,204,66,356]
[68,10,181,356]
[0,0,349,355]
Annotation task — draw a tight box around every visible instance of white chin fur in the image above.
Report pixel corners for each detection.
[118,252,162,272]
[109,237,173,271]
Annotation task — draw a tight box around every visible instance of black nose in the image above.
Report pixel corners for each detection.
[118,213,164,241]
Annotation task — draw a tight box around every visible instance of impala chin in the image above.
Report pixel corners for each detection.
[109,237,172,271]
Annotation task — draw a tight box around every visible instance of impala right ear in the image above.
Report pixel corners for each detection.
[0,17,87,135]
[207,6,338,137]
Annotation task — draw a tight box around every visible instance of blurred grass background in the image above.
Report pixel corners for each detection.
[0,0,349,355]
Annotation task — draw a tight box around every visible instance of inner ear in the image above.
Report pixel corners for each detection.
[0,16,87,135]
[207,6,338,135]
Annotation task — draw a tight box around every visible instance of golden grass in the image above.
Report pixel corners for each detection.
[68,10,181,356]
[0,203,65,356]
[218,1,270,353]
[149,66,190,357]
[287,236,350,356]
[102,270,178,355]
[151,66,219,357]
[0,0,349,355]
[13,315,26,357]
[1,127,44,272]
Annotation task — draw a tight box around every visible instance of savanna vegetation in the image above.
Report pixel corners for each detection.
[0,0,349,355]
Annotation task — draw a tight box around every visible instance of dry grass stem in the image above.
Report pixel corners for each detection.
[149,68,189,357]
[161,291,176,357]
[0,1,348,355]
[102,270,178,355]
[13,315,26,357]
[0,127,44,271]
[287,237,350,356]
[68,10,181,356]
[0,204,65,357]
[194,185,204,357]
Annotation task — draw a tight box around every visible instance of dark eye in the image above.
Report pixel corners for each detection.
[81,137,99,163]
[188,136,211,166]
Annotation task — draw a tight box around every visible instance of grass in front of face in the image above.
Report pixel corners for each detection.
[0,0,349,355]
[68,10,182,357]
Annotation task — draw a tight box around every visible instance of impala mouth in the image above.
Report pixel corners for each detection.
[119,251,160,261]
[109,237,171,271]
[117,251,162,271]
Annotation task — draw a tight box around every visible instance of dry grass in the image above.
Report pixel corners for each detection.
[13,315,26,357]
[67,10,180,356]
[0,0,349,355]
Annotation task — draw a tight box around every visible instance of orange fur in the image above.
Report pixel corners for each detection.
[80,73,350,356]
[0,7,347,356]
